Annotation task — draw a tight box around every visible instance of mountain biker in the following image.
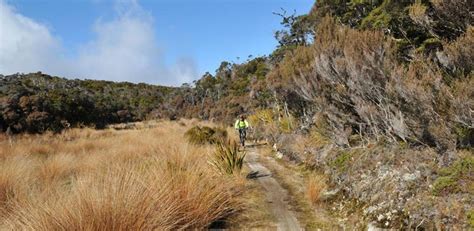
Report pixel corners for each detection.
[234,115,249,146]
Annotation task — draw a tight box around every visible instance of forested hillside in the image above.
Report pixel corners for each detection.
[0,73,173,133]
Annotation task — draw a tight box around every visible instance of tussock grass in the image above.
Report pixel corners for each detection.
[306,175,327,205]
[0,120,241,230]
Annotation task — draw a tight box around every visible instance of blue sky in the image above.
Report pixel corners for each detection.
[0,0,313,86]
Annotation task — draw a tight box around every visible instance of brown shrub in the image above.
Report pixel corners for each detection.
[441,26,474,75]
[273,15,471,150]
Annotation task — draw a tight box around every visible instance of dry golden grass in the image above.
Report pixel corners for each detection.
[0,120,242,230]
[408,2,428,25]
[306,175,327,205]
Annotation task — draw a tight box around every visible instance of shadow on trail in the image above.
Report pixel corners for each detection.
[243,142,267,148]
[246,170,272,179]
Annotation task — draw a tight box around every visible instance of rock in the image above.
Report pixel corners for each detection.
[275,151,284,159]
[377,214,384,221]
[367,222,395,231]
[321,188,340,201]
[367,222,383,231]
[402,171,420,182]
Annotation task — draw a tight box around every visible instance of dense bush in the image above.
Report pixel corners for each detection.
[184,126,228,145]
[269,16,472,150]
[0,73,173,133]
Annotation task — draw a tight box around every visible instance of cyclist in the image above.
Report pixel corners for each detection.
[234,115,249,146]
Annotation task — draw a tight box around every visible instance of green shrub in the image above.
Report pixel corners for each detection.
[210,141,246,175]
[360,0,391,29]
[416,38,442,53]
[330,151,352,172]
[433,156,474,195]
[184,126,227,145]
[468,210,474,228]
[454,125,474,148]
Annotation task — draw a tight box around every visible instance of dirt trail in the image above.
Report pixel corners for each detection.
[245,147,302,231]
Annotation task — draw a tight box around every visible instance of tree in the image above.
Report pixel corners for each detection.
[273,8,315,47]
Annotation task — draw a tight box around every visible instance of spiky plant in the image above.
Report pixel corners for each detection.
[210,141,246,175]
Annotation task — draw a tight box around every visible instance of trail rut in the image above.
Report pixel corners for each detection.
[245,147,302,231]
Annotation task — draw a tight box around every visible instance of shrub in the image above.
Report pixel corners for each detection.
[247,109,274,128]
[433,156,474,195]
[468,210,474,228]
[408,2,428,25]
[442,27,474,75]
[247,109,278,142]
[270,15,472,150]
[330,151,352,172]
[185,126,228,145]
[210,141,246,175]
[309,129,332,148]
[279,115,296,134]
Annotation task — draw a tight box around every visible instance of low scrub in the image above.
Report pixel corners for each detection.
[185,126,227,145]
[433,155,474,195]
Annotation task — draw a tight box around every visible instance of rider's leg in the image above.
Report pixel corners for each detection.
[239,129,245,146]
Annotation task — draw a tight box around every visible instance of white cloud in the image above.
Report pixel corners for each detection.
[171,57,198,86]
[0,1,62,75]
[0,0,197,86]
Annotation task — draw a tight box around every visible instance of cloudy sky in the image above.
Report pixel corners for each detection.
[0,0,312,86]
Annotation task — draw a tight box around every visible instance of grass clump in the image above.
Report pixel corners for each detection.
[433,156,474,195]
[279,116,296,134]
[306,174,327,205]
[309,128,332,148]
[330,151,352,172]
[210,141,246,175]
[185,126,228,145]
